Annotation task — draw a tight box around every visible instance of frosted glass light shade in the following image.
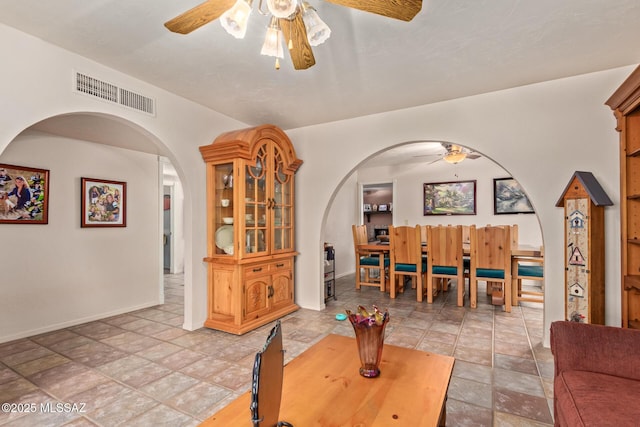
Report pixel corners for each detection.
[267,0,298,18]
[261,17,284,58]
[301,2,330,46]
[444,152,467,164]
[220,0,252,39]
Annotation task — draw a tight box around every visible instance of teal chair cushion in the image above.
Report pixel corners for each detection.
[432,265,457,276]
[395,261,427,272]
[475,268,505,279]
[361,256,390,267]
[518,264,543,278]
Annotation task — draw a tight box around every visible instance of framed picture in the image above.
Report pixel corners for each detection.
[81,177,127,227]
[363,203,372,212]
[424,180,476,215]
[0,163,49,224]
[493,177,534,214]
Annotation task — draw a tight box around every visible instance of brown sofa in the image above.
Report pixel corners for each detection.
[550,321,640,426]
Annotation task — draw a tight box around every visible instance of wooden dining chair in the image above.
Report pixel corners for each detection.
[352,225,388,292]
[425,225,465,305]
[388,225,425,300]
[484,224,519,297]
[511,246,544,306]
[469,225,512,312]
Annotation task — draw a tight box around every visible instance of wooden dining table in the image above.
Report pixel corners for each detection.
[358,242,542,258]
[357,242,543,311]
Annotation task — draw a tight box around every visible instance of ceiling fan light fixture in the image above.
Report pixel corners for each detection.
[261,16,285,58]
[301,2,331,46]
[266,0,298,18]
[220,0,253,39]
[444,151,467,164]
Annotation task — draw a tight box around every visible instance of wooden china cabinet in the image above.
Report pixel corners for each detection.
[199,124,302,334]
[606,65,640,329]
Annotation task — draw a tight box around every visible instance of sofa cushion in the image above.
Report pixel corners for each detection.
[555,370,640,426]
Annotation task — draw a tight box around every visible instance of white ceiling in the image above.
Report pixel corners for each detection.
[1,0,640,132]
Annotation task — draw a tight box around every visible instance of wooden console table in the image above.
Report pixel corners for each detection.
[200,334,455,427]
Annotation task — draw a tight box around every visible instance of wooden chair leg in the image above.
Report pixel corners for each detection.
[457,276,465,307]
[390,274,397,299]
[470,280,477,309]
[504,275,511,313]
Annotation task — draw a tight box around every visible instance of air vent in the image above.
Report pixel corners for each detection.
[74,72,155,116]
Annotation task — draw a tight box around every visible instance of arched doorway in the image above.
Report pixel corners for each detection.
[322,140,544,307]
[0,112,188,342]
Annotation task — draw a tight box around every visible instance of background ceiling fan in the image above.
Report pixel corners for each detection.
[412,143,481,165]
[164,0,423,70]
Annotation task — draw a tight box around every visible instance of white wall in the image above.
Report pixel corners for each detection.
[0,131,160,341]
[324,173,358,278]
[291,65,633,346]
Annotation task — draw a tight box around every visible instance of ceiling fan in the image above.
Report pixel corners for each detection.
[437,143,481,164]
[164,0,423,70]
[413,143,481,165]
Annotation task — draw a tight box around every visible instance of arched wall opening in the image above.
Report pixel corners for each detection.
[0,111,191,342]
[320,140,544,311]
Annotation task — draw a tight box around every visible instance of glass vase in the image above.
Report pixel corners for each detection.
[346,305,389,378]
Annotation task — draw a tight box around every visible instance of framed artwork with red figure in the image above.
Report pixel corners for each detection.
[0,163,49,224]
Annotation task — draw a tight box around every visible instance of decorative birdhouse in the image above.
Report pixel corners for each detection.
[556,171,612,324]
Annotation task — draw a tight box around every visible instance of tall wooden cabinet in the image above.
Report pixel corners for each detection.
[199,124,302,334]
[606,65,640,329]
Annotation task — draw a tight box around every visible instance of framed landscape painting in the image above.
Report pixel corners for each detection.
[424,180,476,215]
[493,177,534,214]
[81,177,127,227]
[0,163,49,224]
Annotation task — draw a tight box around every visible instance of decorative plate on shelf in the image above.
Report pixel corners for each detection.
[215,225,234,252]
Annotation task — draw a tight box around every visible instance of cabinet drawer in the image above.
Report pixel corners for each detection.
[270,259,292,272]
[243,264,269,279]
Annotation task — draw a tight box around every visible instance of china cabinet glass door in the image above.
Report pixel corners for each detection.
[245,144,268,256]
[272,144,293,253]
[214,162,234,255]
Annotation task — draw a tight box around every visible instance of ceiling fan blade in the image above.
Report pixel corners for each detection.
[279,15,316,70]
[467,153,481,159]
[325,0,422,22]
[164,0,236,34]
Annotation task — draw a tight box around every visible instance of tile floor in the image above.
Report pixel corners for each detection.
[0,274,553,426]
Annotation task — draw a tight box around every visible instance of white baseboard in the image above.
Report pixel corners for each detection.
[0,300,162,344]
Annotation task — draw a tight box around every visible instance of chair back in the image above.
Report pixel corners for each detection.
[352,224,368,250]
[419,225,427,244]
[461,225,470,244]
[511,224,519,247]
[427,225,463,270]
[470,225,511,271]
[389,225,422,268]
